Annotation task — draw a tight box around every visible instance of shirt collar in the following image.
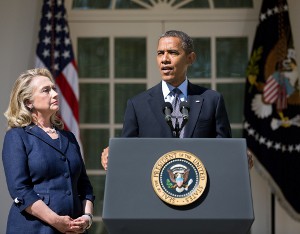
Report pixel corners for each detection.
[162,79,188,99]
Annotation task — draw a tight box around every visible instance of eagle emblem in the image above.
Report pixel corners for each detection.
[167,164,193,193]
[151,150,207,206]
[247,47,300,130]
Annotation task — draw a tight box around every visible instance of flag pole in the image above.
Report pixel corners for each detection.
[271,193,275,234]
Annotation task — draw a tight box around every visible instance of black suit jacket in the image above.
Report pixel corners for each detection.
[122,81,232,138]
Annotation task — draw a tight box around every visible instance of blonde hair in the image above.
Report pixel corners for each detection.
[4,68,64,130]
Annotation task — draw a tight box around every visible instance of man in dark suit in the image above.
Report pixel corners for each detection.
[101,30,252,169]
[122,76,231,138]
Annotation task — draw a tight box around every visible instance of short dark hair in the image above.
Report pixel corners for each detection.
[159,30,194,54]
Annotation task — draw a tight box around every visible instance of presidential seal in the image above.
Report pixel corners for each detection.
[151,150,207,206]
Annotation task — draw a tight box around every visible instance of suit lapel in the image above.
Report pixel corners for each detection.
[147,83,173,137]
[57,131,69,154]
[184,82,205,138]
[25,124,69,155]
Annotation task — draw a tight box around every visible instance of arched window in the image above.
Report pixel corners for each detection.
[66,0,258,232]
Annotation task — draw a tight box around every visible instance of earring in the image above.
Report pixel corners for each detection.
[27,105,34,112]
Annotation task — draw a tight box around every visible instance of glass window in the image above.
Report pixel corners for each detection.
[88,175,106,216]
[214,0,253,8]
[73,0,210,9]
[231,129,243,138]
[192,83,212,89]
[115,84,147,123]
[80,84,109,124]
[78,38,109,78]
[71,2,255,232]
[87,175,108,233]
[73,0,111,9]
[114,129,123,137]
[216,37,248,78]
[73,0,253,9]
[115,0,144,9]
[73,0,143,9]
[188,38,211,78]
[173,0,209,8]
[115,38,146,78]
[217,83,245,123]
[81,129,109,169]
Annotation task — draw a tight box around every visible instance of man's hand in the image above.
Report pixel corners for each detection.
[247,149,254,169]
[101,147,109,170]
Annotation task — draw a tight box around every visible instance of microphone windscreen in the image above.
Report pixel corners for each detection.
[180,101,190,112]
[162,102,173,114]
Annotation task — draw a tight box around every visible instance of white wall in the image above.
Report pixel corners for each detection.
[0,0,41,232]
[0,1,299,233]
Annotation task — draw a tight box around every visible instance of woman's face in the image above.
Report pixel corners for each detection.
[29,75,59,116]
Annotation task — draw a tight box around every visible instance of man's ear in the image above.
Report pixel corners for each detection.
[187,52,196,65]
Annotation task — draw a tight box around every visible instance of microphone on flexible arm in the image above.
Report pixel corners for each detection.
[162,102,175,133]
[180,101,190,128]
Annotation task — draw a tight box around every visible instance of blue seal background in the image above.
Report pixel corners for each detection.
[160,158,199,198]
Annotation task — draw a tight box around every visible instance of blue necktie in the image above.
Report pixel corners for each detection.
[171,88,184,138]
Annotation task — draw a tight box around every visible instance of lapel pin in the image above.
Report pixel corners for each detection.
[196,100,200,103]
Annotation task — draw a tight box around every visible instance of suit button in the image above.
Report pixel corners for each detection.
[61,156,66,161]
[66,190,71,196]
[64,173,69,178]
[14,197,23,204]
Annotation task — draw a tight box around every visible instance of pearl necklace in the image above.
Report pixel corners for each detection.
[44,128,56,134]
[36,123,56,134]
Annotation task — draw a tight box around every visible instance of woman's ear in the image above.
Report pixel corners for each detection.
[25,100,33,111]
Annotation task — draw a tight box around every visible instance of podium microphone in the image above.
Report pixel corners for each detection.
[162,102,175,135]
[180,101,190,121]
[162,102,173,122]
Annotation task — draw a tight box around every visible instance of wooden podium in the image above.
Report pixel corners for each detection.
[102,138,254,234]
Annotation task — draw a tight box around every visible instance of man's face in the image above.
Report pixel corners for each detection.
[156,37,195,87]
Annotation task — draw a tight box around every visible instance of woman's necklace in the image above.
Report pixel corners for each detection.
[43,127,56,134]
[36,122,56,134]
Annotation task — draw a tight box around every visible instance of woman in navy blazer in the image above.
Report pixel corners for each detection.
[2,68,94,233]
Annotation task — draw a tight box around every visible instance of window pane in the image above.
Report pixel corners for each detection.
[89,175,106,216]
[73,0,111,9]
[115,38,146,78]
[188,38,211,78]
[81,129,109,169]
[216,37,248,78]
[80,84,109,123]
[114,129,123,137]
[191,83,211,89]
[73,0,253,9]
[78,38,109,78]
[214,0,253,8]
[232,129,243,138]
[88,175,108,234]
[115,0,143,9]
[217,83,245,123]
[173,0,209,8]
[115,84,147,123]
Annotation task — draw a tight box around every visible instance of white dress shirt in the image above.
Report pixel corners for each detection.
[161,79,188,103]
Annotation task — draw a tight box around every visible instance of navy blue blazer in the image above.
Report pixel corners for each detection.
[122,81,232,138]
[2,125,94,234]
